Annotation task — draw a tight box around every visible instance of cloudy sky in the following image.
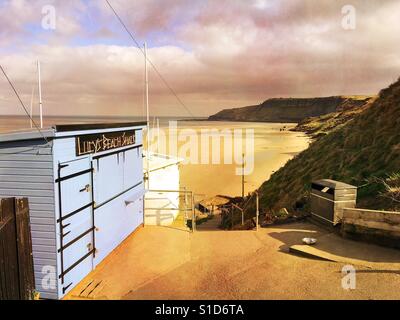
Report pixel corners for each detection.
[0,0,399,117]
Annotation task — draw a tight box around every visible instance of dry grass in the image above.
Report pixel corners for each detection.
[258,78,400,213]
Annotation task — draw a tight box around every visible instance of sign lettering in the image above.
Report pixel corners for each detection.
[76,130,136,156]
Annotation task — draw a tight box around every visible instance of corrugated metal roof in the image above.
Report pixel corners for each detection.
[0,129,55,143]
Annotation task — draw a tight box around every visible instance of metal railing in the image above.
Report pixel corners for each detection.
[221,191,259,230]
[144,189,197,232]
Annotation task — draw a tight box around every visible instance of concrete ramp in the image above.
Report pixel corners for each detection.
[289,233,400,270]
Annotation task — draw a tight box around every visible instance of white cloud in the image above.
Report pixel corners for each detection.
[0,0,400,117]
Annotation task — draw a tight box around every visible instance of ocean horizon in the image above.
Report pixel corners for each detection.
[0,114,206,133]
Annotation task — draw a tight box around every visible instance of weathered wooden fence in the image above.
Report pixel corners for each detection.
[0,198,35,300]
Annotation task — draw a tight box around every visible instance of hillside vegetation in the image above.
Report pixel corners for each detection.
[291,96,375,138]
[258,79,400,213]
[209,96,373,123]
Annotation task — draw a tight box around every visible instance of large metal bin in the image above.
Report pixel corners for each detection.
[310,179,357,225]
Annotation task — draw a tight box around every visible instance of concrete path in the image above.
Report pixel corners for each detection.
[290,233,400,270]
[65,222,400,300]
[195,213,222,231]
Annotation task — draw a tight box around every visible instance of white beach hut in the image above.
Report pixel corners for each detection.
[143,152,183,226]
[0,122,146,299]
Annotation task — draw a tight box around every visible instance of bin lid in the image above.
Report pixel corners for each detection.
[312,179,357,190]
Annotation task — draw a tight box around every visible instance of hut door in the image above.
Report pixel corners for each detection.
[92,148,143,267]
[56,157,95,296]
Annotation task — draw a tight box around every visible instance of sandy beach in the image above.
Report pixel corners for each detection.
[162,121,310,198]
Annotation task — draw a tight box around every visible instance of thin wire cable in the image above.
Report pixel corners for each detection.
[0,64,50,144]
[105,0,195,117]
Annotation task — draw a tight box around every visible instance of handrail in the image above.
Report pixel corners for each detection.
[221,191,260,230]
[145,188,197,232]
[242,191,257,212]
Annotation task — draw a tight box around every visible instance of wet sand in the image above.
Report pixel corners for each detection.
[156,121,310,198]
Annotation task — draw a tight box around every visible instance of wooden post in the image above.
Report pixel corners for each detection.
[0,198,35,300]
[15,198,35,300]
[0,198,20,300]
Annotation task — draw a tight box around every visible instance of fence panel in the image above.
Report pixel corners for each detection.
[0,198,35,300]
[15,198,35,300]
[0,198,20,300]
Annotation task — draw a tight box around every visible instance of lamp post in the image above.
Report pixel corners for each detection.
[241,153,245,198]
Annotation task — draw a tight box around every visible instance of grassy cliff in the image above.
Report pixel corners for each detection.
[258,79,400,213]
[209,96,373,123]
[291,96,375,138]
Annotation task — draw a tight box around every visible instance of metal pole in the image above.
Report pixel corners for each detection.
[29,85,34,129]
[143,194,146,227]
[144,42,150,189]
[231,205,233,229]
[256,192,259,231]
[151,116,156,154]
[242,153,245,198]
[184,187,187,227]
[157,118,160,154]
[37,60,43,128]
[192,192,196,232]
